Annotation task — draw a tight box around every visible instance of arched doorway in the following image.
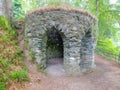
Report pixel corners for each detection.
[46,26,63,60]
[45,26,65,75]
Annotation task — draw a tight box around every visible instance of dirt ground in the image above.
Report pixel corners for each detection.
[18,53,120,90]
[17,30,120,90]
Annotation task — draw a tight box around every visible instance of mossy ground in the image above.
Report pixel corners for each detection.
[0,16,28,90]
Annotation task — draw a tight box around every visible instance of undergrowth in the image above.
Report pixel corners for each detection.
[0,16,28,90]
[96,38,120,61]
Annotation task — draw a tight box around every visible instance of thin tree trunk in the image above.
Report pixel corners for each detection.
[0,0,5,16]
[0,0,12,20]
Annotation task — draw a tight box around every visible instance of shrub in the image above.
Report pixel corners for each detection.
[96,38,120,61]
[0,16,28,90]
[11,70,29,83]
[0,82,6,90]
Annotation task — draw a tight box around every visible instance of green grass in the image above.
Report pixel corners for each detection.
[29,51,35,60]
[11,70,29,83]
[0,82,6,90]
[0,16,28,90]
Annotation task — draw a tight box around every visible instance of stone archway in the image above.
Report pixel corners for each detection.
[25,7,98,76]
[46,26,64,60]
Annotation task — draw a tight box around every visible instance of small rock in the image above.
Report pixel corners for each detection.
[32,23,35,26]
[27,33,32,37]
[36,78,41,83]
[72,27,77,30]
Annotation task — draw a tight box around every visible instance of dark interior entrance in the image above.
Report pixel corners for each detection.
[46,27,65,75]
[46,27,63,60]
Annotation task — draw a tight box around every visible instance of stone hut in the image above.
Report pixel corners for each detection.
[25,7,98,76]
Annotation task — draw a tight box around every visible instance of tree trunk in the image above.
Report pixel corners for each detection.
[96,0,99,16]
[0,0,12,20]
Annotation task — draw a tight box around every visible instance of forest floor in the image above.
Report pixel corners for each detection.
[17,30,120,90]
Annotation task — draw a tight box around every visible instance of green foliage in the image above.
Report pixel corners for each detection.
[70,0,82,8]
[11,70,29,82]
[29,51,35,60]
[0,16,17,38]
[20,0,42,13]
[0,16,11,30]
[0,57,10,90]
[45,0,70,7]
[1,35,8,43]
[0,16,28,89]
[13,0,25,20]
[97,39,119,54]
[0,82,6,90]
[96,38,120,60]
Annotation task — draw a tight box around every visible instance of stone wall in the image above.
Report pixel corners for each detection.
[25,7,98,76]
